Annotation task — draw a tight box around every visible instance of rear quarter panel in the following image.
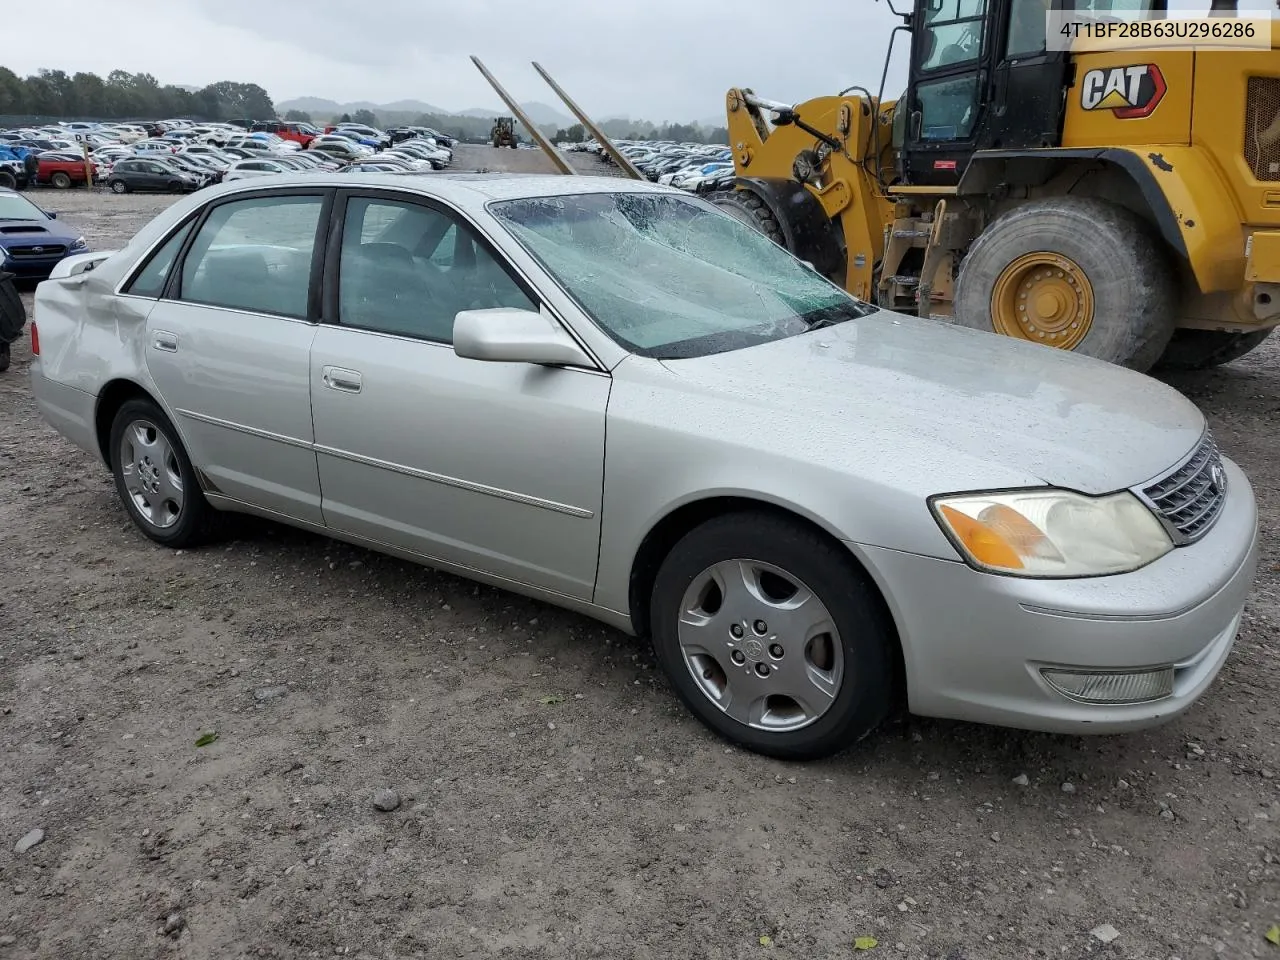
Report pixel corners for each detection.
[34,268,157,407]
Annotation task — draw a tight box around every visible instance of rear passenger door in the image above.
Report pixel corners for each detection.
[140,188,332,523]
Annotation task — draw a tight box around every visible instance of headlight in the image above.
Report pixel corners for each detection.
[70,235,87,250]
[930,489,1172,577]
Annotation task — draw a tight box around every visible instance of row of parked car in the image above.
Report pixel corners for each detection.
[567,139,735,194]
[0,119,458,195]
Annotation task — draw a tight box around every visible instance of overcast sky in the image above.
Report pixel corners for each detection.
[6,0,913,121]
[6,0,1274,122]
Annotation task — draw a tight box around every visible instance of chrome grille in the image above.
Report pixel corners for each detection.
[1140,433,1228,545]
[1245,76,1280,182]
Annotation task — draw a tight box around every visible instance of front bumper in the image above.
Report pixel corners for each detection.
[855,456,1259,734]
[1,253,75,279]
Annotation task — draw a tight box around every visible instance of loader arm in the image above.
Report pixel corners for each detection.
[531,62,645,181]
[469,56,576,175]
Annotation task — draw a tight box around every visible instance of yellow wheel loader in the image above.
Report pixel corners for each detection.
[714,0,1280,371]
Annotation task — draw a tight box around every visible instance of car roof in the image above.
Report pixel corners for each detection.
[199,171,674,206]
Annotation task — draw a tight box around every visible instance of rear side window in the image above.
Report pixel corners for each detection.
[124,219,196,298]
[178,195,324,318]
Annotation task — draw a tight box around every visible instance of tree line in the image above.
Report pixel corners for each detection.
[0,67,275,121]
[0,64,727,145]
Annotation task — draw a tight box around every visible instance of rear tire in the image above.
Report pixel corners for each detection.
[0,342,10,373]
[109,398,222,548]
[649,511,895,761]
[709,190,786,249]
[953,197,1177,372]
[1155,327,1274,370]
[51,172,73,189]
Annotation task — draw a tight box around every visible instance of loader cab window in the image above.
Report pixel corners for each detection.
[918,0,988,70]
[1006,0,1050,56]
[916,75,981,140]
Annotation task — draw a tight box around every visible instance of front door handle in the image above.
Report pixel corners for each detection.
[153,331,179,352]
[322,365,362,393]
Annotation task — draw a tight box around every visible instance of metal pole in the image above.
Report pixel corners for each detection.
[530,62,645,181]
[469,56,576,175]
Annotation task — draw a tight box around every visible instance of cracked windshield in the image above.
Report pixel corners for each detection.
[491,192,871,358]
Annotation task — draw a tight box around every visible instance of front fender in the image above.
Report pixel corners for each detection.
[958,146,1243,294]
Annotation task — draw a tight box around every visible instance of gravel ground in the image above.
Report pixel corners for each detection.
[1,145,1277,960]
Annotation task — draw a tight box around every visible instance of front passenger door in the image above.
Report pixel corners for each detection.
[309,191,611,599]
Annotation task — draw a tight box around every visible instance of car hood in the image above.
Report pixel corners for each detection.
[0,219,80,243]
[655,310,1204,495]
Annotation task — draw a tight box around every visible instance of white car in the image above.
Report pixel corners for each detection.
[372,151,432,171]
[222,158,290,181]
[133,140,178,155]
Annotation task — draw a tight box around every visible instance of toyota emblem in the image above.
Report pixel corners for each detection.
[31,246,43,253]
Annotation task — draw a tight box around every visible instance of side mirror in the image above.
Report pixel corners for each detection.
[453,306,593,368]
[47,211,57,219]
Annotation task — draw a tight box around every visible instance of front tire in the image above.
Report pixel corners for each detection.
[109,399,221,548]
[953,197,1177,372]
[109,179,129,194]
[709,190,786,249]
[0,171,15,190]
[649,511,895,761]
[1155,327,1274,371]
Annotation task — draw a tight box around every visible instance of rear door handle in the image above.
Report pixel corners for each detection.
[153,331,179,352]
[322,365,362,393]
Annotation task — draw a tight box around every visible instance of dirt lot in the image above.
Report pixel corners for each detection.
[1,145,1277,960]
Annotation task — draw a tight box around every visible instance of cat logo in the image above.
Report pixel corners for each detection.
[1079,63,1167,119]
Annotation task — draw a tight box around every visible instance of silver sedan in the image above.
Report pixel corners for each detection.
[29,173,1259,760]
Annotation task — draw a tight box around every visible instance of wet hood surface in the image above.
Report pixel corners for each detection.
[658,310,1204,494]
[0,217,81,245]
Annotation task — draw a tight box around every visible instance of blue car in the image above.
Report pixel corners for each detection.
[0,188,89,280]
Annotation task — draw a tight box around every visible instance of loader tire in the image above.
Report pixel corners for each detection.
[710,190,786,250]
[953,197,1177,372]
[1155,327,1274,371]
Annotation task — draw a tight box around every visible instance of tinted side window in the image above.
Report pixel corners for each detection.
[125,219,196,298]
[917,74,981,140]
[919,0,987,70]
[1006,0,1047,56]
[337,196,534,343]
[179,195,324,318]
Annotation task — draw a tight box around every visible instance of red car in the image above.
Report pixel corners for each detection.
[36,153,99,189]
[250,121,317,147]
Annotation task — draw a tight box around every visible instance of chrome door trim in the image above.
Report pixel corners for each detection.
[174,407,314,450]
[175,406,596,519]
[312,442,595,519]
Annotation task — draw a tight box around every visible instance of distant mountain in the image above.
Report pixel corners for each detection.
[275,95,725,137]
[458,101,573,127]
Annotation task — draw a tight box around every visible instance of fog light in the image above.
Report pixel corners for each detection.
[1040,667,1174,704]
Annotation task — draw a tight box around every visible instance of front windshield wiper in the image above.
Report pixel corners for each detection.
[798,300,871,330]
